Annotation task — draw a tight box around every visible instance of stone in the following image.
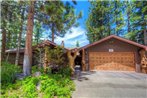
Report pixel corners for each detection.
[16,73,25,80]
[36,81,41,91]
[33,71,41,77]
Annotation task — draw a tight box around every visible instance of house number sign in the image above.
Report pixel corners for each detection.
[109,49,114,52]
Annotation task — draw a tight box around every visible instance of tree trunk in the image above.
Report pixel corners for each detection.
[7,12,12,49]
[144,30,147,45]
[82,49,86,71]
[1,29,6,61]
[51,26,55,42]
[23,1,35,76]
[15,9,25,65]
[67,49,78,75]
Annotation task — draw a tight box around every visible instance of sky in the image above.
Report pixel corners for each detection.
[43,1,91,48]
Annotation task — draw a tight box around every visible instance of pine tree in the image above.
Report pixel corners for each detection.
[112,0,125,36]
[76,41,80,47]
[41,1,81,42]
[86,1,113,43]
[125,1,147,45]
[23,1,35,76]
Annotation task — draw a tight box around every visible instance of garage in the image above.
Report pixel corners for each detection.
[79,35,147,72]
[89,52,135,71]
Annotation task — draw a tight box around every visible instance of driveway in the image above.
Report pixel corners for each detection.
[72,71,147,98]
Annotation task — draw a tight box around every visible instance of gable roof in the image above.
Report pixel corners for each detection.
[33,40,57,48]
[80,35,147,51]
[6,40,59,53]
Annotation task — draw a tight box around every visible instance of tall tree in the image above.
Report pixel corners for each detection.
[15,6,25,65]
[113,0,124,36]
[141,1,147,45]
[23,1,35,76]
[125,1,147,45]
[1,1,9,61]
[86,1,113,43]
[126,1,132,33]
[41,1,81,42]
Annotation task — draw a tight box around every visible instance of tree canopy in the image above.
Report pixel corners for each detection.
[86,0,147,45]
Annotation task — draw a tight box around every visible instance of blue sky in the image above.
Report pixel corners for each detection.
[43,0,91,48]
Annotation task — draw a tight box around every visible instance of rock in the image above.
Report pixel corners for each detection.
[16,73,25,80]
[33,71,41,77]
[36,81,41,91]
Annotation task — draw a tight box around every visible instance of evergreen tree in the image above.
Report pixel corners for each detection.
[125,1,147,45]
[41,1,82,42]
[86,1,113,43]
[76,41,80,47]
[23,1,35,76]
[112,0,125,36]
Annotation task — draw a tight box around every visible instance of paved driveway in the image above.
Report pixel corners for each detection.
[72,71,147,98]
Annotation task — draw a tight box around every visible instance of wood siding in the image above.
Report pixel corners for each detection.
[89,52,135,71]
[86,38,142,72]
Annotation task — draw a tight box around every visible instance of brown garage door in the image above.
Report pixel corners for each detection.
[89,52,135,71]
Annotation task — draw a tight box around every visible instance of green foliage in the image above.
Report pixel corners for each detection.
[86,0,146,44]
[22,77,39,98]
[45,46,65,66]
[1,72,75,98]
[1,1,27,48]
[39,74,75,98]
[58,67,72,77]
[42,1,81,40]
[32,65,45,74]
[125,0,147,44]
[86,1,114,43]
[76,41,80,47]
[1,62,21,84]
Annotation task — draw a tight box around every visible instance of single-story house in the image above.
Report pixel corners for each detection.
[5,40,62,66]
[6,35,147,73]
[77,35,147,72]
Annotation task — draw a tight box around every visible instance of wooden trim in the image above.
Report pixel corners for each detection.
[80,35,147,51]
[82,49,86,71]
[134,52,137,72]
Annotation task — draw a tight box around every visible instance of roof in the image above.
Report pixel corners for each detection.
[5,40,59,53]
[33,40,57,48]
[5,48,25,53]
[34,40,69,50]
[80,35,147,51]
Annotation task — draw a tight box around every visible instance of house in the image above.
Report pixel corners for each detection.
[77,35,147,73]
[5,40,60,66]
[6,35,147,73]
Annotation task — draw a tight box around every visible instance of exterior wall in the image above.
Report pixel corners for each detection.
[85,38,142,72]
[6,53,24,65]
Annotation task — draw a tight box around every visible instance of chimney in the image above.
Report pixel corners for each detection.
[61,40,64,48]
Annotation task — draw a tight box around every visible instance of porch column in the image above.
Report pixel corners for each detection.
[139,49,147,73]
[82,49,86,71]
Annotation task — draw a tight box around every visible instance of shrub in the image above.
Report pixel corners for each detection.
[1,66,75,98]
[39,74,75,98]
[58,67,72,77]
[1,62,21,84]
[32,65,45,74]
[22,76,39,98]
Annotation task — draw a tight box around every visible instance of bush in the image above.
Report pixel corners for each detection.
[1,62,21,84]
[39,74,75,98]
[58,67,72,77]
[1,72,75,98]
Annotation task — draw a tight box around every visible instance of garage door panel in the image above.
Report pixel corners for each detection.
[89,52,135,71]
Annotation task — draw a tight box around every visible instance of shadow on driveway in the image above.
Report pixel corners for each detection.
[72,71,147,98]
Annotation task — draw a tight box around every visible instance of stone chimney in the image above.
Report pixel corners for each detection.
[61,40,64,48]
